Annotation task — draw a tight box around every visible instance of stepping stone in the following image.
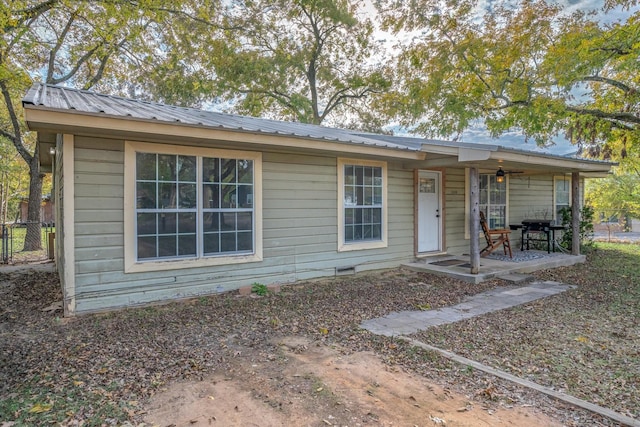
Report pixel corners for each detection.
[497,273,534,283]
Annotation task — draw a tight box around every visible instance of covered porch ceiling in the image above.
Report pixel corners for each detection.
[403,144,615,177]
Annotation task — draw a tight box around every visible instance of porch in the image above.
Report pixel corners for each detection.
[404,250,586,284]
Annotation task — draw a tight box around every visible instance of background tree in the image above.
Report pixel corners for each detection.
[0,0,224,251]
[586,156,640,222]
[143,0,391,128]
[377,0,640,158]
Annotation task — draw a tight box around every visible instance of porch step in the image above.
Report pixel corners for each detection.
[496,272,535,283]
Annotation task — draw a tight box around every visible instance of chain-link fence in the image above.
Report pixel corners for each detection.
[1,221,55,264]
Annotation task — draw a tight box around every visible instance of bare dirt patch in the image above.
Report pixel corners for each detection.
[145,337,560,427]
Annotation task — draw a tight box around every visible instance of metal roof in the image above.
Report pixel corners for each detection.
[23,83,417,152]
[23,83,614,168]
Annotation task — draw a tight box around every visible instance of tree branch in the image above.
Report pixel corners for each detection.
[0,81,33,164]
[5,0,60,32]
[47,12,77,82]
[566,106,640,125]
[580,75,636,95]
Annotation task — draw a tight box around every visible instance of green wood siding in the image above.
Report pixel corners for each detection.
[71,137,414,313]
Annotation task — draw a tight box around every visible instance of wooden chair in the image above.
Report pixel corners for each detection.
[479,211,512,258]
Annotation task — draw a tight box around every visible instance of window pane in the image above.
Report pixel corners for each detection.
[374,187,382,205]
[373,168,382,185]
[178,156,196,182]
[372,208,381,223]
[344,166,354,185]
[158,155,176,181]
[364,187,373,206]
[159,183,177,209]
[204,233,220,254]
[372,223,381,239]
[203,184,219,209]
[221,184,237,208]
[237,231,252,251]
[345,185,356,206]
[178,213,196,233]
[178,183,196,209]
[237,212,252,231]
[220,233,236,252]
[203,157,219,183]
[158,235,176,257]
[345,208,355,225]
[364,167,373,185]
[345,225,354,242]
[136,182,156,209]
[220,212,237,231]
[238,185,253,208]
[221,159,237,183]
[137,213,157,235]
[203,212,220,232]
[238,160,253,183]
[178,235,196,256]
[138,236,156,259]
[136,153,157,180]
[356,166,364,185]
[363,208,372,223]
[158,213,176,234]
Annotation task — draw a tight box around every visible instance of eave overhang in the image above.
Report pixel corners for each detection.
[24,105,426,162]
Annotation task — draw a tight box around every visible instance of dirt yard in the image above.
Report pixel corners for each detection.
[2,246,638,426]
[144,336,559,427]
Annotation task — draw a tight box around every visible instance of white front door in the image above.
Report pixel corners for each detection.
[418,170,442,253]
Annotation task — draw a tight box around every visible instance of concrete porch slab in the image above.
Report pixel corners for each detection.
[404,251,586,284]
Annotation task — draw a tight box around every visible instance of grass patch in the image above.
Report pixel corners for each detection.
[415,242,640,418]
[0,375,129,425]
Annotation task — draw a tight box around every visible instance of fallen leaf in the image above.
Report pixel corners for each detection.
[29,402,53,414]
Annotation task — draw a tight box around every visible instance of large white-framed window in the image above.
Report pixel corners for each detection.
[337,158,388,252]
[124,141,262,273]
[554,176,571,223]
[464,169,509,238]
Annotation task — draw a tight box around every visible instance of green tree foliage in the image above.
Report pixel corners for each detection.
[145,0,391,127]
[0,0,224,250]
[586,157,640,220]
[378,0,640,158]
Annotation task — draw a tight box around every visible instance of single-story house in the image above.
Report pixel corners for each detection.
[23,83,614,316]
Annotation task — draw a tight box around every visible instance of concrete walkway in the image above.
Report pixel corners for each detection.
[361,280,575,336]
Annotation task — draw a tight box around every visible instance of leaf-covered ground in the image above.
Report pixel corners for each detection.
[414,243,640,422]
[0,243,638,426]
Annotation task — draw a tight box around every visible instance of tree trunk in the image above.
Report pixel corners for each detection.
[23,150,43,251]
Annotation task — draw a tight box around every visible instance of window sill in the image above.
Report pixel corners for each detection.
[124,253,263,274]
[338,240,387,252]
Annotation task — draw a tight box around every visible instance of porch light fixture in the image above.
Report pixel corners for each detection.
[496,167,505,183]
[49,146,56,155]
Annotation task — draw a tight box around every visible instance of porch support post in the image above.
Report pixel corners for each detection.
[571,171,580,255]
[469,167,480,274]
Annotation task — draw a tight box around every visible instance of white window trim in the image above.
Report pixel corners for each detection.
[337,158,388,252]
[464,168,510,239]
[553,175,572,222]
[124,141,263,273]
